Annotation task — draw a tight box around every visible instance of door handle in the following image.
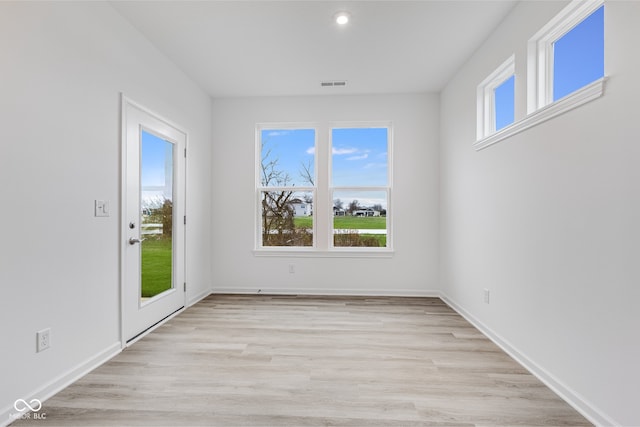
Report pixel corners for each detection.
[128,237,145,245]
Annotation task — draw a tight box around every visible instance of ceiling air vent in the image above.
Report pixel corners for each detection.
[320,80,347,87]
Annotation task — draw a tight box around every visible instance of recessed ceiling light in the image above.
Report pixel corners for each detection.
[334,11,350,25]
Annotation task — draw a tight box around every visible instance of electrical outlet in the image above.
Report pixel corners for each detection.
[288,263,295,274]
[36,328,51,352]
[483,289,490,304]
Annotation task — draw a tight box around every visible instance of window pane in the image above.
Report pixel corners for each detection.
[553,5,604,101]
[494,75,515,131]
[260,129,315,187]
[332,128,388,187]
[333,190,387,248]
[261,190,313,247]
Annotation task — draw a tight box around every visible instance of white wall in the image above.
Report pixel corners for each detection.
[211,94,439,295]
[439,1,640,425]
[0,2,212,424]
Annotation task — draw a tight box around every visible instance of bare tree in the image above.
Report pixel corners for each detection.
[299,159,314,186]
[303,193,313,204]
[334,198,344,210]
[261,146,291,187]
[160,199,173,238]
[347,200,360,215]
[261,145,294,245]
[260,140,314,246]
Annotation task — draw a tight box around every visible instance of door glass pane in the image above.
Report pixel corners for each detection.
[140,130,173,300]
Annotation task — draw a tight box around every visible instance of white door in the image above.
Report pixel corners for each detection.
[122,97,186,342]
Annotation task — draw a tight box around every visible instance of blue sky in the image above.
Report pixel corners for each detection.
[332,127,388,187]
[260,129,315,187]
[331,127,388,209]
[141,129,173,204]
[495,75,515,131]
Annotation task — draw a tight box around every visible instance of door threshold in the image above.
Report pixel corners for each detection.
[125,306,184,347]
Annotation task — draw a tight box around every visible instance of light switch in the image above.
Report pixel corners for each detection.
[95,200,110,217]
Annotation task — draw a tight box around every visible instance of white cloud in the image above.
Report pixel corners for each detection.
[363,162,386,169]
[267,130,290,137]
[347,153,369,161]
[306,146,315,154]
[332,147,358,155]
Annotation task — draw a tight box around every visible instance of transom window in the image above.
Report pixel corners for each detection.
[475,0,605,150]
[477,55,515,139]
[552,4,604,101]
[528,0,604,112]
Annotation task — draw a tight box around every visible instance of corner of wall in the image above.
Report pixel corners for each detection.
[439,292,620,427]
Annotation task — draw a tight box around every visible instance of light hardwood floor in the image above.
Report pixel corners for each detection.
[12,295,591,426]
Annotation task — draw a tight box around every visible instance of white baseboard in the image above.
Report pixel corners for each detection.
[439,293,619,427]
[1,342,121,427]
[210,287,440,298]
[187,288,212,307]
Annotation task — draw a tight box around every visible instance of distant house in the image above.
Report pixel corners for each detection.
[289,198,312,217]
[353,208,380,217]
[333,206,346,216]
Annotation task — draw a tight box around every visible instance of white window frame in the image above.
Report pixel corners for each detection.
[254,122,394,257]
[474,0,606,151]
[329,122,393,252]
[476,55,515,140]
[255,123,318,251]
[527,0,605,113]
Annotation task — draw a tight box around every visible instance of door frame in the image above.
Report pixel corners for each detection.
[119,94,187,347]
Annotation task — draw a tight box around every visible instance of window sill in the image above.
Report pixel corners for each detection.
[253,249,394,258]
[474,77,606,151]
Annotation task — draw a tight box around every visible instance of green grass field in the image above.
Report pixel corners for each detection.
[141,238,172,298]
[294,216,386,229]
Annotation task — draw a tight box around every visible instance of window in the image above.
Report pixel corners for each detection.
[528,0,604,112]
[475,0,605,151]
[477,55,515,139]
[256,122,392,253]
[257,126,316,247]
[331,126,390,248]
[552,5,604,101]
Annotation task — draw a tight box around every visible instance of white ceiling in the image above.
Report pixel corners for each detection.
[111,1,517,98]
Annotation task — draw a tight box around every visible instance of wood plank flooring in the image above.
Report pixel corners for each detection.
[12,295,591,426]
